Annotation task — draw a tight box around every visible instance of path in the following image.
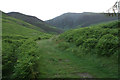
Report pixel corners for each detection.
[36,39,93,78]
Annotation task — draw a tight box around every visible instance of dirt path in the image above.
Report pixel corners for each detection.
[36,39,93,78]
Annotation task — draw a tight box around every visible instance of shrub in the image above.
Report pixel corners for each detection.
[96,34,118,56]
[58,21,119,57]
[83,38,98,49]
[2,35,40,79]
[75,37,84,46]
[12,39,40,79]
[2,37,24,79]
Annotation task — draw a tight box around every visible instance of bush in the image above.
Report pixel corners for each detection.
[2,37,24,79]
[2,35,40,79]
[75,37,84,46]
[12,39,40,79]
[83,38,98,49]
[58,21,119,57]
[96,34,118,56]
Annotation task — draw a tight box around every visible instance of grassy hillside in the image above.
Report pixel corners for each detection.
[2,12,52,79]
[2,10,119,79]
[7,12,63,34]
[46,12,117,30]
[2,13,51,38]
[58,20,119,56]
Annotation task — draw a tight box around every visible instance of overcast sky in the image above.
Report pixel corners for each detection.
[0,0,117,20]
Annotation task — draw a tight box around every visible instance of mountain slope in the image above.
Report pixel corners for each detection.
[7,12,63,34]
[2,12,51,37]
[46,12,117,30]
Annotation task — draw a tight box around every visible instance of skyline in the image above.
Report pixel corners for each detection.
[0,0,117,20]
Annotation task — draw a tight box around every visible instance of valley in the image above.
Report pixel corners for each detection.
[1,11,119,79]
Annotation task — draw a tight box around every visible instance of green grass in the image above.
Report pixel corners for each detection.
[2,13,51,37]
[7,12,63,34]
[36,39,118,78]
[2,12,118,79]
[2,13,52,79]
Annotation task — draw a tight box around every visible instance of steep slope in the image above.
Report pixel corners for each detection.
[2,12,51,37]
[46,12,117,30]
[7,12,63,34]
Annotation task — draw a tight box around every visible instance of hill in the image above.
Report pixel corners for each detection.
[2,12,51,38]
[2,11,53,79]
[7,12,63,34]
[46,12,117,30]
[2,10,119,79]
[55,21,119,78]
[58,20,119,56]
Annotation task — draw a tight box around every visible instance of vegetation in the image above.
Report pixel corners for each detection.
[2,12,52,79]
[33,39,118,78]
[56,21,119,78]
[58,21,119,57]
[2,35,44,79]
[2,13,52,37]
[2,11,119,79]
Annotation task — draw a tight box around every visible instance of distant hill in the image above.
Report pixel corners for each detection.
[7,12,63,34]
[2,12,51,37]
[46,12,117,30]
